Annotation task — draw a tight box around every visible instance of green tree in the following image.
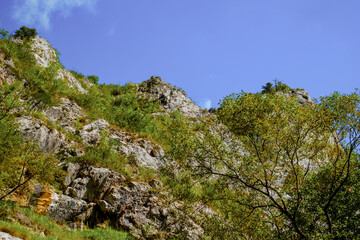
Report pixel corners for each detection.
[166,91,360,239]
[14,26,37,40]
[261,82,274,94]
[88,75,99,85]
[0,29,9,39]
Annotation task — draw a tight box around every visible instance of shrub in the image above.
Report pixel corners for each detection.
[88,75,99,85]
[261,82,274,94]
[0,29,9,39]
[14,26,37,40]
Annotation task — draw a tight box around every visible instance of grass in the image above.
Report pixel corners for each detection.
[0,206,132,240]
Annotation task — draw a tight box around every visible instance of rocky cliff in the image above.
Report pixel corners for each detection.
[0,36,211,239]
[0,35,315,240]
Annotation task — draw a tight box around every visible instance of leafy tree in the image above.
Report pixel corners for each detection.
[165,91,360,239]
[88,75,99,85]
[14,26,37,40]
[261,82,274,94]
[0,29,9,39]
[262,80,291,94]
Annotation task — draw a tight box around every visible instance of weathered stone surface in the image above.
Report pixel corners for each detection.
[30,36,57,68]
[0,52,16,85]
[45,98,84,131]
[289,89,312,105]
[46,192,95,227]
[0,232,23,240]
[56,69,88,94]
[30,36,90,93]
[80,119,164,169]
[43,163,203,239]
[28,184,53,214]
[138,76,207,118]
[18,116,65,153]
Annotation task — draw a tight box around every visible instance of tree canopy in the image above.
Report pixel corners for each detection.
[165,89,360,239]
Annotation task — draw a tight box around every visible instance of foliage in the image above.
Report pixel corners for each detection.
[73,131,132,178]
[0,119,62,201]
[0,207,132,240]
[0,37,69,109]
[74,83,162,138]
[88,75,99,85]
[14,26,37,40]
[261,79,291,94]
[164,90,360,239]
[0,29,9,39]
[261,82,274,94]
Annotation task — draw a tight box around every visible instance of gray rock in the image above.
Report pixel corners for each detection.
[138,76,207,118]
[288,89,312,105]
[45,98,84,129]
[46,163,203,239]
[79,119,164,169]
[79,119,109,145]
[30,37,89,94]
[0,232,23,240]
[30,36,57,68]
[56,69,88,94]
[46,192,95,224]
[18,116,65,153]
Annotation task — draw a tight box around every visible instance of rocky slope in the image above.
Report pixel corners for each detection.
[1,36,314,239]
[1,36,208,239]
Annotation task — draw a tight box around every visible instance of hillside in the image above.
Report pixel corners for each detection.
[1,29,360,240]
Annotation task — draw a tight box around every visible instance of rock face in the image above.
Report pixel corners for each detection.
[138,76,206,118]
[45,98,85,134]
[41,163,203,239]
[79,119,164,169]
[56,68,88,94]
[31,36,89,94]
[31,36,57,68]
[18,116,65,153]
[0,232,23,240]
[0,52,16,85]
[288,89,312,105]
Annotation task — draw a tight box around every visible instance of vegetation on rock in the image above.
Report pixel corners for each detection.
[0,26,359,239]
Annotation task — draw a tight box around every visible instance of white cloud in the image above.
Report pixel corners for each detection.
[200,99,212,109]
[12,0,98,30]
[108,25,117,36]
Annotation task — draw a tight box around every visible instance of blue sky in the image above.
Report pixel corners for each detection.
[1,0,360,108]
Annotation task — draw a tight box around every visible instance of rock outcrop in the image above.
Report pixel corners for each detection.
[30,36,57,68]
[0,232,23,240]
[138,76,206,118]
[39,163,203,239]
[289,89,312,105]
[18,116,65,153]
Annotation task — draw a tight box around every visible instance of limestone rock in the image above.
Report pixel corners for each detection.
[138,76,206,118]
[46,192,95,227]
[0,52,16,85]
[0,232,23,240]
[289,89,312,105]
[18,116,65,153]
[30,36,57,68]
[80,119,164,169]
[56,69,88,94]
[30,36,90,93]
[44,163,203,239]
[45,98,84,131]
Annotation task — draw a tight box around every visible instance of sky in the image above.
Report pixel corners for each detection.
[1,0,360,109]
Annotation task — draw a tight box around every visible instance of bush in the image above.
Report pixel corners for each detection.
[14,26,37,40]
[88,75,99,85]
[0,29,9,39]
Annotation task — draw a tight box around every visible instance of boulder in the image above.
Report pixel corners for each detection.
[18,116,65,153]
[42,163,203,239]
